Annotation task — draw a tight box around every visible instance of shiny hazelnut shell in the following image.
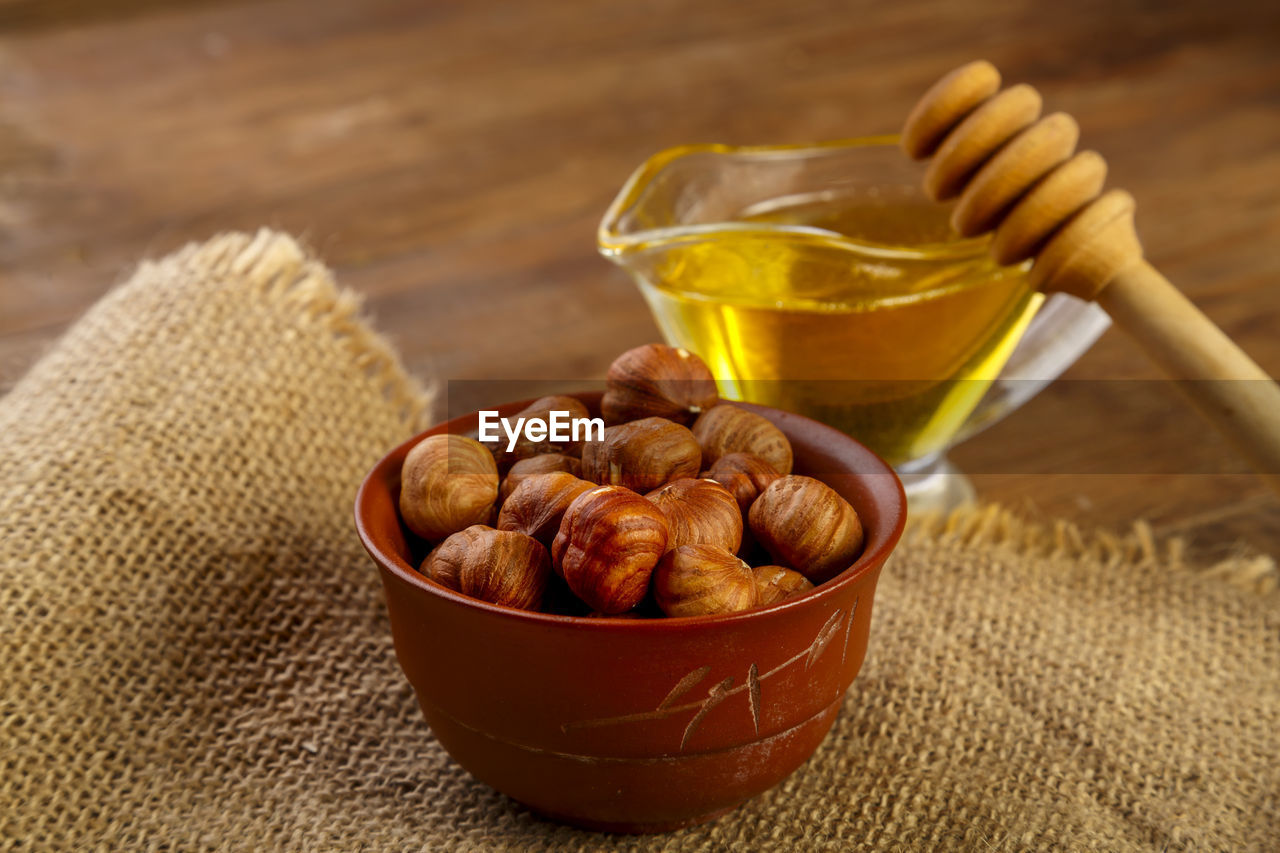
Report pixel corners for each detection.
[601,343,719,426]
[497,471,597,545]
[753,565,815,607]
[551,485,670,614]
[422,525,550,611]
[644,478,743,554]
[499,453,582,503]
[398,433,499,541]
[748,475,864,584]
[692,404,793,475]
[653,544,759,618]
[580,417,701,493]
[704,452,782,513]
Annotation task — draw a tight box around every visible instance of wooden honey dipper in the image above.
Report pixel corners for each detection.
[902,61,1280,496]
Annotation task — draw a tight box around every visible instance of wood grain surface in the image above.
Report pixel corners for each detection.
[2,0,1277,558]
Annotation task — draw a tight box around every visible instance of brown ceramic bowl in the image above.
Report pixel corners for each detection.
[355,393,906,833]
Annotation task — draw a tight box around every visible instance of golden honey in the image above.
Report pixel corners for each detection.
[628,194,1041,466]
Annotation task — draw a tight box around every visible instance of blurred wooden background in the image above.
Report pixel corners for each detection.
[1,0,1277,557]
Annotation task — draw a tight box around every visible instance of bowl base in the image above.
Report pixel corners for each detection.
[418,696,845,836]
[529,802,741,835]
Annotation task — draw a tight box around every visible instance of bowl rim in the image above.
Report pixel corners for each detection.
[355,394,907,631]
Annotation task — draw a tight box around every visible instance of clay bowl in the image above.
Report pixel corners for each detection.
[355,392,906,833]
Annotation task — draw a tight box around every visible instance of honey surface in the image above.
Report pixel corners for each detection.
[635,194,1040,465]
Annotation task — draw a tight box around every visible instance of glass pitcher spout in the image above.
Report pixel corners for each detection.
[598,137,1110,487]
[601,136,988,261]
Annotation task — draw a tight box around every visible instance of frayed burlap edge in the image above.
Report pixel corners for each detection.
[132,228,435,432]
[907,502,1279,596]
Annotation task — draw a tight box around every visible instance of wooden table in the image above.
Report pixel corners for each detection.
[2,0,1277,558]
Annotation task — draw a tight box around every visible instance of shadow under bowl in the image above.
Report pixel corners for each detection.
[355,393,907,833]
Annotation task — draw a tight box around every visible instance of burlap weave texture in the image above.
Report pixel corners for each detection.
[1,231,1277,851]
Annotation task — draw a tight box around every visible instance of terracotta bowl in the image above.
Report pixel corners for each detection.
[354,393,907,833]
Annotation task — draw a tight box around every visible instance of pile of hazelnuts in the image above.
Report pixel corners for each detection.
[397,344,865,618]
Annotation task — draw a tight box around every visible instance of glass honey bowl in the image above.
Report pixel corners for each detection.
[598,136,1111,512]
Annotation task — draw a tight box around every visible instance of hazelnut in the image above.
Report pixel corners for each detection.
[748,476,864,583]
[399,434,499,541]
[497,471,596,545]
[422,525,550,610]
[645,478,742,553]
[653,544,758,617]
[602,343,719,426]
[704,452,782,512]
[691,404,793,475]
[551,485,669,614]
[580,417,701,492]
[499,453,582,504]
[753,565,815,607]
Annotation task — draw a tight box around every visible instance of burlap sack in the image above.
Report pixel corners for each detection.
[2,231,1277,852]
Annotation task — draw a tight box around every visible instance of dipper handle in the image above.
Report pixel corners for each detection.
[1099,261,1280,494]
[903,61,1280,495]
